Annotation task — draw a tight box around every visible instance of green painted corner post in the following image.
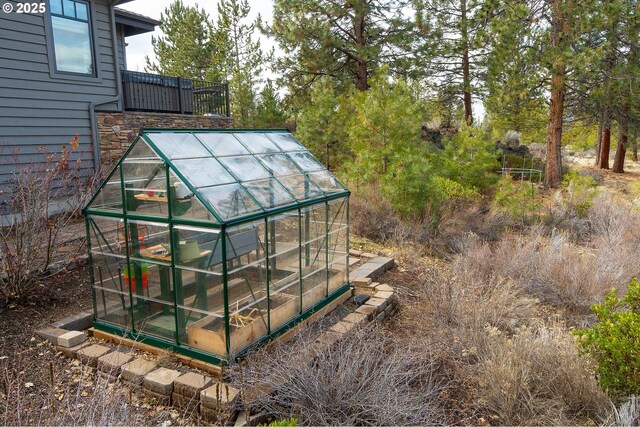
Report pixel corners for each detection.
[84,216,98,321]
[298,208,303,314]
[121,171,137,332]
[166,166,183,346]
[346,197,350,286]
[325,201,330,297]
[221,224,231,361]
[265,218,271,335]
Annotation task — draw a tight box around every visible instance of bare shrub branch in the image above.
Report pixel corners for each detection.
[0,141,98,302]
[477,323,612,426]
[229,325,446,426]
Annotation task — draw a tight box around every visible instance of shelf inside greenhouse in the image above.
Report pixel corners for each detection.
[84,129,350,364]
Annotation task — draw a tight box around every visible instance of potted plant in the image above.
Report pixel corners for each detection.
[122,263,148,292]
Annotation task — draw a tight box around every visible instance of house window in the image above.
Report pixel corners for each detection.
[49,0,95,75]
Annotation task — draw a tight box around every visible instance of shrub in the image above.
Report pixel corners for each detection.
[0,139,96,303]
[478,324,611,425]
[562,169,599,217]
[492,175,540,223]
[231,325,445,426]
[574,278,640,395]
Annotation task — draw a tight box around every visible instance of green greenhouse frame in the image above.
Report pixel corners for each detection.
[84,129,350,364]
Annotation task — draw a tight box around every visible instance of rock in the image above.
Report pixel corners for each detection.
[57,331,86,348]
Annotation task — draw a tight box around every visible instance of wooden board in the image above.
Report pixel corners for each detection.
[187,292,298,357]
[133,194,191,203]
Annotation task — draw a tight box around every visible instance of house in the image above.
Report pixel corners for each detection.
[0,0,231,206]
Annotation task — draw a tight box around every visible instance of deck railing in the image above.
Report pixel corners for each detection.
[121,70,230,117]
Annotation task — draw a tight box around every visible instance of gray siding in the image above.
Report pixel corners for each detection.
[0,0,121,191]
[116,24,127,71]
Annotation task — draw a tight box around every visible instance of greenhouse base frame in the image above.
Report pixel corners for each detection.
[92,282,352,366]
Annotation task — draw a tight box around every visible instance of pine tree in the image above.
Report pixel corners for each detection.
[296,79,350,169]
[254,80,288,128]
[415,0,492,124]
[484,0,547,143]
[145,0,221,81]
[266,0,415,95]
[216,0,267,127]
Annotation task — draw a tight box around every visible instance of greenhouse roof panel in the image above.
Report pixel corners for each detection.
[85,130,348,224]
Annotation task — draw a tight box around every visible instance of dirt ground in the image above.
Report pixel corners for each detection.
[565,153,640,197]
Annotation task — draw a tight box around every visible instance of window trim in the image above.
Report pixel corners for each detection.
[44,0,101,81]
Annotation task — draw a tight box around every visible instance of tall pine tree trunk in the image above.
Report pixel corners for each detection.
[612,104,629,173]
[545,0,567,188]
[598,39,618,169]
[354,11,368,91]
[461,0,473,124]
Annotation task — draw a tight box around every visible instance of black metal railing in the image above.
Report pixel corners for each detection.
[121,70,229,117]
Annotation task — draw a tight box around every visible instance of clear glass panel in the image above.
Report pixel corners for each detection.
[88,216,126,257]
[300,203,327,310]
[243,178,296,209]
[180,271,225,356]
[92,252,132,329]
[328,199,348,293]
[308,170,345,194]
[196,133,250,157]
[218,156,271,181]
[288,152,325,172]
[173,225,223,272]
[133,299,176,341]
[128,219,170,259]
[146,133,210,159]
[92,252,128,294]
[234,133,280,154]
[52,15,93,74]
[75,2,88,20]
[226,221,268,355]
[62,0,75,17]
[172,158,236,188]
[127,139,160,161]
[275,174,324,201]
[122,159,168,218]
[168,171,216,222]
[268,213,301,330]
[175,265,223,345]
[199,183,262,220]
[50,0,63,14]
[94,289,132,330]
[266,133,305,151]
[257,154,302,176]
[87,166,123,213]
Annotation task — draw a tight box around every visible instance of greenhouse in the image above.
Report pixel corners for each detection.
[84,129,350,364]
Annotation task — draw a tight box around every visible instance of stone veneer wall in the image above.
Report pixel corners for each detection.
[97,111,233,169]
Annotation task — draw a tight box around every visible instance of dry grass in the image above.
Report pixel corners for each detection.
[0,357,142,426]
[229,325,446,426]
[452,196,640,310]
[477,323,611,426]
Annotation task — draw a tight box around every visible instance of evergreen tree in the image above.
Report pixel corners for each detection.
[266,0,416,96]
[216,0,267,127]
[414,0,493,124]
[254,80,288,128]
[296,79,350,169]
[145,1,222,81]
[483,0,547,143]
